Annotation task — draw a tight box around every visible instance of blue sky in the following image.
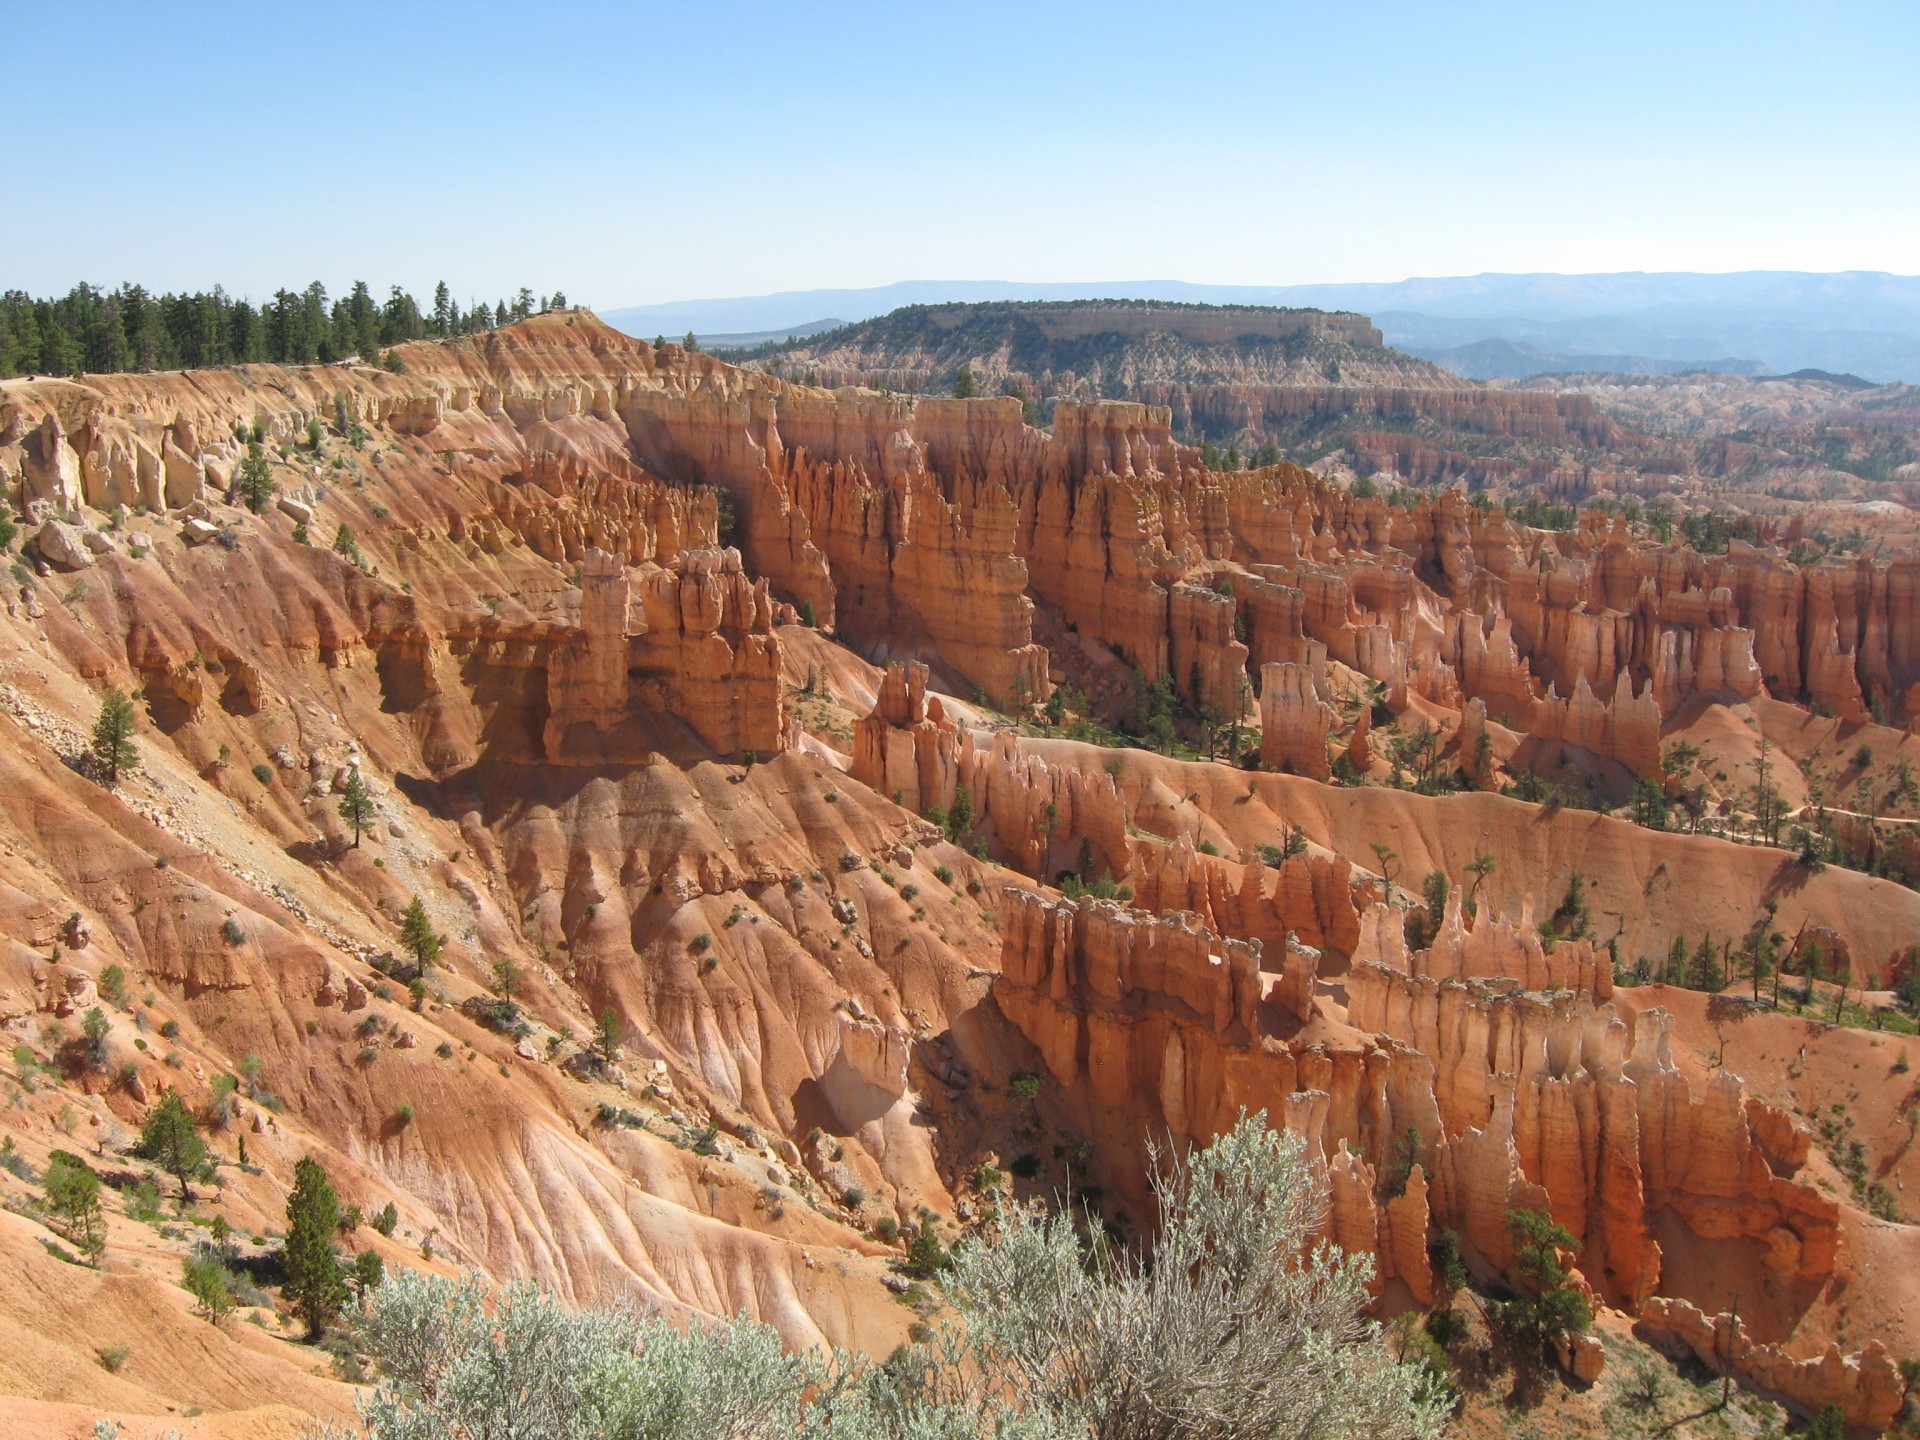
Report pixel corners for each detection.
[6,1,1916,307]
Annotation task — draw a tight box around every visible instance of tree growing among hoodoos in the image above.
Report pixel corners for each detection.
[341,1114,1447,1439]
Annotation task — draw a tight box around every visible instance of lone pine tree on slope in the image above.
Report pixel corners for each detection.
[338,769,374,848]
[91,688,139,784]
[284,1155,348,1340]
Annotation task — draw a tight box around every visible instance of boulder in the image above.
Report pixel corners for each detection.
[34,521,95,571]
[161,437,203,507]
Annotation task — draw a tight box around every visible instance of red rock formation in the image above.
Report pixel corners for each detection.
[997,889,1261,1137]
[1125,832,1361,970]
[1352,892,1614,998]
[1638,1297,1904,1430]
[1455,698,1491,784]
[630,548,788,757]
[544,548,633,745]
[538,545,787,761]
[1347,706,1374,772]
[960,730,1135,882]
[14,315,1917,730]
[1528,670,1663,780]
[994,878,1847,1405]
[1258,662,1333,778]
[852,660,962,813]
[1170,582,1251,718]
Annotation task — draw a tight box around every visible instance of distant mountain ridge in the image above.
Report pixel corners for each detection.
[1404,337,1771,381]
[603,271,1920,383]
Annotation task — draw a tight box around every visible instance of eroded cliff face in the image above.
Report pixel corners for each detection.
[17,312,1911,739]
[0,321,1009,1401]
[0,321,799,767]
[991,885,1900,1428]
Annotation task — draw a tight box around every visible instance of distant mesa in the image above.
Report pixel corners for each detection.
[1768,367,1876,389]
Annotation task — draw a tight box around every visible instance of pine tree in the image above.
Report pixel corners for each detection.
[81,1006,111,1070]
[1542,871,1590,943]
[351,1248,385,1298]
[1405,871,1450,951]
[952,365,978,399]
[945,781,975,842]
[91,688,139,784]
[44,1150,106,1264]
[1499,1206,1592,1361]
[595,1006,621,1064]
[1666,933,1689,986]
[234,440,274,513]
[283,1155,347,1339]
[182,1254,235,1324]
[400,896,442,971]
[1688,934,1724,992]
[491,958,521,1001]
[139,1089,209,1201]
[338,769,374,848]
[1465,853,1496,911]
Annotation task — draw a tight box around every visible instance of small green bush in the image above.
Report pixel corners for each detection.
[903,1225,949,1278]
[460,995,529,1040]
